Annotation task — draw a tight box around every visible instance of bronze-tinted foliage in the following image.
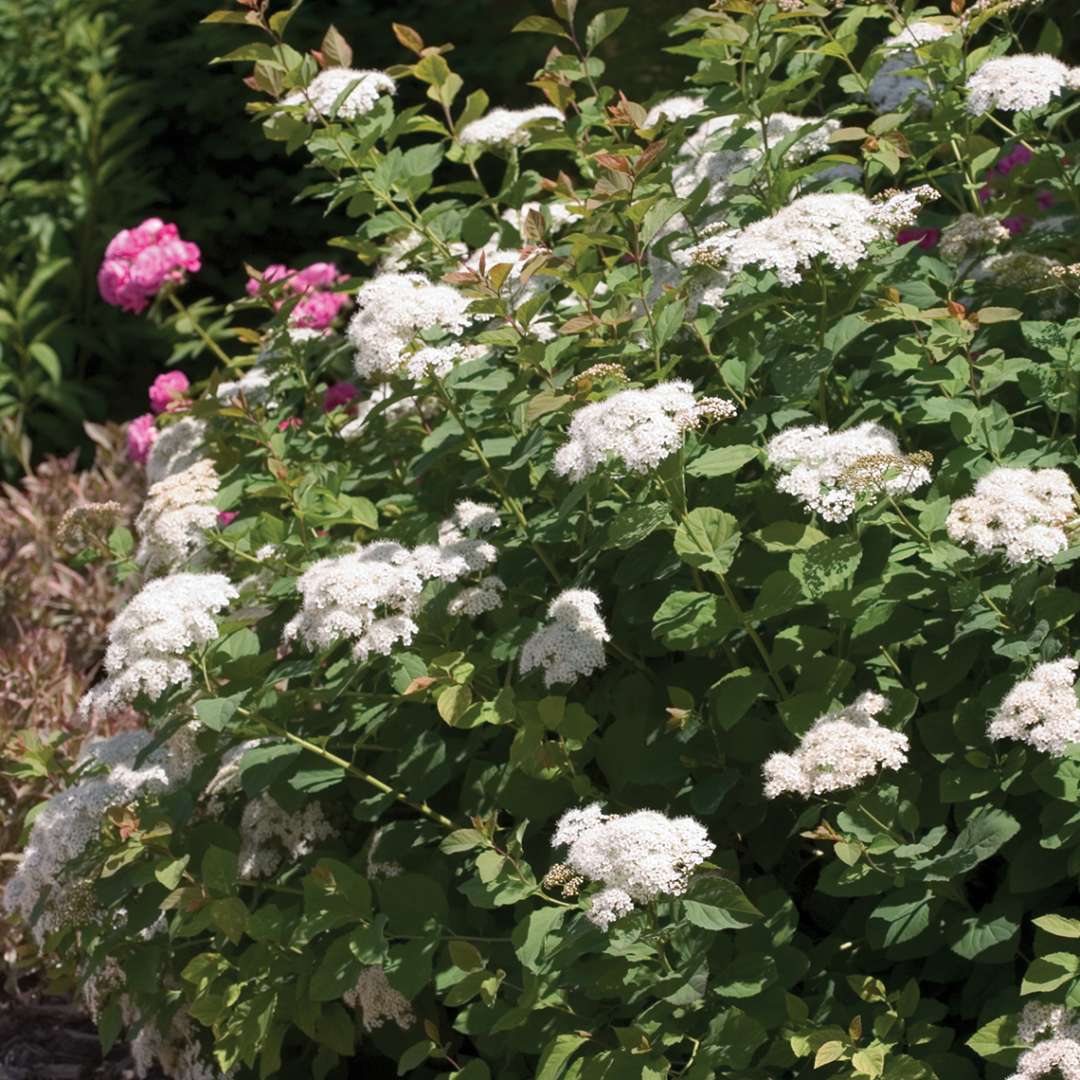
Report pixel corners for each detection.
[0,422,142,967]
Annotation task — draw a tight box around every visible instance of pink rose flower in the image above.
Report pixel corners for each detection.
[323,382,360,412]
[126,413,158,464]
[148,371,191,414]
[245,260,350,330]
[217,511,239,527]
[98,218,201,313]
[896,226,940,251]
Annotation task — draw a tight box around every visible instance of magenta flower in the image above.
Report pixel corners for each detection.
[148,371,191,414]
[995,144,1033,177]
[98,218,201,313]
[1001,214,1030,236]
[896,226,940,251]
[278,417,303,431]
[323,381,360,412]
[1037,189,1055,211]
[977,185,994,205]
[126,413,158,464]
[246,260,350,330]
[217,511,239,527]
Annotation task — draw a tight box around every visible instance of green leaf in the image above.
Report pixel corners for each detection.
[709,667,772,729]
[28,342,61,383]
[966,1015,1023,1064]
[687,445,759,477]
[674,507,741,575]
[867,887,933,948]
[209,897,248,944]
[949,910,1018,961]
[750,521,827,552]
[604,502,671,549]
[194,692,247,732]
[315,1002,355,1055]
[536,1034,587,1080]
[1021,952,1080,995]
[790,535,861,599]
[512,15,572,38]
[154,855,190,890]
[449,940,484,972]
[437,684,474,726]
[915,807,1020,881]
[1033,914,1080,938]
[682,876,762,931]
[585,7,629,50]
[311,931,364,1001]
[653,590,739,649]
[714,953,777,998]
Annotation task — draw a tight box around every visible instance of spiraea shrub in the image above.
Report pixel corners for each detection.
[8,1,1080,1077]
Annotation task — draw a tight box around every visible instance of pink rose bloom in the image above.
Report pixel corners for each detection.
[245,260,350,330]
[148,370,191,414]
[98,218,201,313]
[294,289,350,329]
[323,382,360,412]
[217,511,239,527]
[897,226,940,251]
[1001,214,1029,236]
[126,413,158,464]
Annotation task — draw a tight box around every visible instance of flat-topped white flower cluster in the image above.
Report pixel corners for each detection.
[551,804,715,929]
[79,572,238,718]
[990,658,1080,755]
[946,466,1078,565]
[457,105,562,149]
[766,421,931,523]
[347,271,475,382]
[965,53,1080,114]
[763,692,909,798]
[134,457,219,574]
[285,502,500,661]
[283,67,396,122]
[554,381,736,482]
[1008,1003,1080,1080]
[689,188,935,287]
[4,730,198,942]
[520,588,610,688]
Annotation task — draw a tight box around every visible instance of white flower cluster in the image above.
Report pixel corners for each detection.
[946,466,1078,565]
[553,381,735,481]
[673,113,839,207]
[344,967,416,1032]
[501,199,581,238]
[1007,1003,1080,1080]
[79,573,238,718]
[989,658,1080,756]
[520,589,610,688]
[447,575,506,617]
[977,251,1062,290]
[766,421,931,523]
[238,794,338,878]
[868,22,951,113]
[147,417,206,485]
[939,213,1010,264]
[691,190,931,288]
[551,804,714,930]
[458,105,562,149]
[285,505,498,661]
[4,730,198,942]
[347,272,474,381]
[965,54,1080,115]
[216,365,276,407]
[644,95,707,127]
[283,67,396,122]
[135,458,220,574]
[340,384,432,441]
[763,692,909,798]
[131,1005,234,1080]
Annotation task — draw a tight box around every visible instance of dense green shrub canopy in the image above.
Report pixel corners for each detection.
[7,1,1080,1078]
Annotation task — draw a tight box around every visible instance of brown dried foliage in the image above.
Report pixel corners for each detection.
[0,423,144,962]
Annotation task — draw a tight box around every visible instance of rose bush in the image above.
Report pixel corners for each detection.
[7,1,1080,1078]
